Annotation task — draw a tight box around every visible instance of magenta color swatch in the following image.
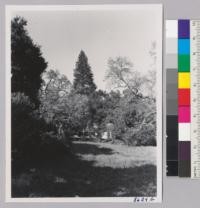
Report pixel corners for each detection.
[178,106,190,123]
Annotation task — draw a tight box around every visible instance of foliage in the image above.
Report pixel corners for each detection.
[12,92,72,163]
[104,56,156,146]
[111,96,156,145]
[11,16,158,198]
[133,123,156,146]
[73,50,96,95]
[39,70,90,137]
[11,14,157,153]
[105,57,144,98]
[12,93,47,160]
[39,69,72,122]
[64,93,90,136]
[143,70,156,100]
[11,17,72,162]
[87,90,120,131]
[11,16,47,106]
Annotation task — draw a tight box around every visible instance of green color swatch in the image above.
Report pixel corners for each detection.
[178,55,190,72]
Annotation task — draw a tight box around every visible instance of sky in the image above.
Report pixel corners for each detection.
[11,6,161,91]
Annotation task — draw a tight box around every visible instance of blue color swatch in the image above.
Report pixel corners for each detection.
[178,39,190,54]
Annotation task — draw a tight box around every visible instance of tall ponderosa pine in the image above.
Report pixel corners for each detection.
[73,50,96,95]
[11,17,47,106]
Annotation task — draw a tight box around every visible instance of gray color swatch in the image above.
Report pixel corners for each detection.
[166,68,177,84]
[166,54,177,68]
[166,83,178,100]
[166,38,177,54]
[167,99,177,115]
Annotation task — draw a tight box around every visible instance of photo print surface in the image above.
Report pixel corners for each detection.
[6,5,163,202]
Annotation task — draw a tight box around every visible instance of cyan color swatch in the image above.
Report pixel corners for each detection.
[178,39,190,54]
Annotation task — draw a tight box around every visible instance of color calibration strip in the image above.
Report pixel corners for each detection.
[191,20,200,178]
[166,20,200,178]
[166,20,178,176]
[178,20,191,177]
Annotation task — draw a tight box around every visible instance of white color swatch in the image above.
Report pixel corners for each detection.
[178,123,191,141]
[166,20,178,38]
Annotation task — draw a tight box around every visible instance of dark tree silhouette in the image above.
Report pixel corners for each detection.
[73,50,96,95]
[11,16,47,106]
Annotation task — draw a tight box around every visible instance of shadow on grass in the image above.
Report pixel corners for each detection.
[12,142,156,198]
[72,142,114,155]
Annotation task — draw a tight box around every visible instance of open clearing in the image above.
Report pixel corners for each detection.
[12,141,157,197]
[74,141,156,168]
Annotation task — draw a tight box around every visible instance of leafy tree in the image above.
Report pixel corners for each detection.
[39,69,72,122]
[105,57,144,98]
[11,16,47,106]
[73,50,96,95]
[39,70,89,137]
[104,56,156,145]
[107,95,156,145]
[65,93,90,136]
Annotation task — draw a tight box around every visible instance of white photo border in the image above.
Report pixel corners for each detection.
[5,4,163,203]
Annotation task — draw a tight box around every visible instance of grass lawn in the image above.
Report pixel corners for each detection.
[12,141,157,197]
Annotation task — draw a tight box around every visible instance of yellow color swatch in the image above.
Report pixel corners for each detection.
[178,72,190,88]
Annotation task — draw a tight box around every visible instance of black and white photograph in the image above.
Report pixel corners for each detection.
[6,5,162,202]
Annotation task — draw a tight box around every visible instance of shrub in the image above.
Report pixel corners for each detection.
[122,124,156,146]
[11,93,70,164]
[135,124,156,146]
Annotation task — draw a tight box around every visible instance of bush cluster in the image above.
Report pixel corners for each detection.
[12,93,70,163]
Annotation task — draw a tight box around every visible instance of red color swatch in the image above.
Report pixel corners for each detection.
[178,89,190,106]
